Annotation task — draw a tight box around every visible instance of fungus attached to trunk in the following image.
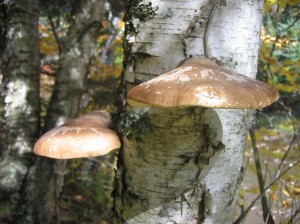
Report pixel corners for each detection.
[34,110,121,159]
[127,57,279,109]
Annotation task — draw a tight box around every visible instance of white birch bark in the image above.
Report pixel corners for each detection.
[114,0,264,223]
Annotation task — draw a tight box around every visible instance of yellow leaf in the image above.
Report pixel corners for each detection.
[260,43,272,56]
[118,20,125,30]
[279,0,287,9]
[269,191,279,201]
[264,56,277,65]
[283,60,295,66]
[282,200,291,208]
[292,186,300,195]
[295,61,300,68]
[283,188,291,197]
[264,0,278,13]
[287,0,300,6]
[277,83,295,92]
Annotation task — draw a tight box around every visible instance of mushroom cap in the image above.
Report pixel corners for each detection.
[34,111,121,159]
[127,58,279,109]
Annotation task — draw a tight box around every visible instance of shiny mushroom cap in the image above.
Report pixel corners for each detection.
[34,110,121,159]
[127,58,279,109]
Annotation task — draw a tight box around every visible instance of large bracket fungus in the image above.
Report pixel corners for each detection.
[125,57,279,174]
[127,57,279,109]
[116,57,280,221]
[34,110,121,159]
[102,56,281,223]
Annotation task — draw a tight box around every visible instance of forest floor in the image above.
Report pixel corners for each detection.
[237,112,300,224]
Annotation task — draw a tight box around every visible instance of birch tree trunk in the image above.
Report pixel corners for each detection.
[114,0,264,223]
[0,0,40,218]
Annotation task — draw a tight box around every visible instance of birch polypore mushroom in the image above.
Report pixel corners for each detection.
[127,58,279,109]
[34,111,121,159]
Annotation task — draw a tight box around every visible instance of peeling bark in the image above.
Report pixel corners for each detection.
[114,0,263,223]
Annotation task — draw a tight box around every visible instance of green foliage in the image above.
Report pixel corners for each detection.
[259,2,300,94]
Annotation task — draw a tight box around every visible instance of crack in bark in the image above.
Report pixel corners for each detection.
[13,156,36,219]
[197,184,207,224]
[203,1,218,58]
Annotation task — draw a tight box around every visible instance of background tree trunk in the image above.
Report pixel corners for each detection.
[0,0,40,219]
[0,0,105,223]
[114,0,264,223]
[20,1,105,223]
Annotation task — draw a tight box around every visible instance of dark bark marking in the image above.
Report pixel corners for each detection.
[133,2,158,22]
[197,184,208,224]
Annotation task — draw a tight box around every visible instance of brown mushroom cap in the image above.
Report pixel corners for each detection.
[34,111,121,159]
[127,58,279,109]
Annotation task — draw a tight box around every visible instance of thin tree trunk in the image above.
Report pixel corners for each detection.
[250,128,275,224]
[114,0,263,223]
[45,0,104,128]
[0,0,40,220]
[18,1,105,223]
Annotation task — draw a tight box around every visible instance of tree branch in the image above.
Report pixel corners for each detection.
[274,133,298,179]
[233,161,300,224]
[249,128,275,224]
[46,7,62,54]
[282,12,300,32]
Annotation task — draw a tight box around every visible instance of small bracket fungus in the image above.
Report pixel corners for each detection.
[34,110,121,159]
[127,58,279,109]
